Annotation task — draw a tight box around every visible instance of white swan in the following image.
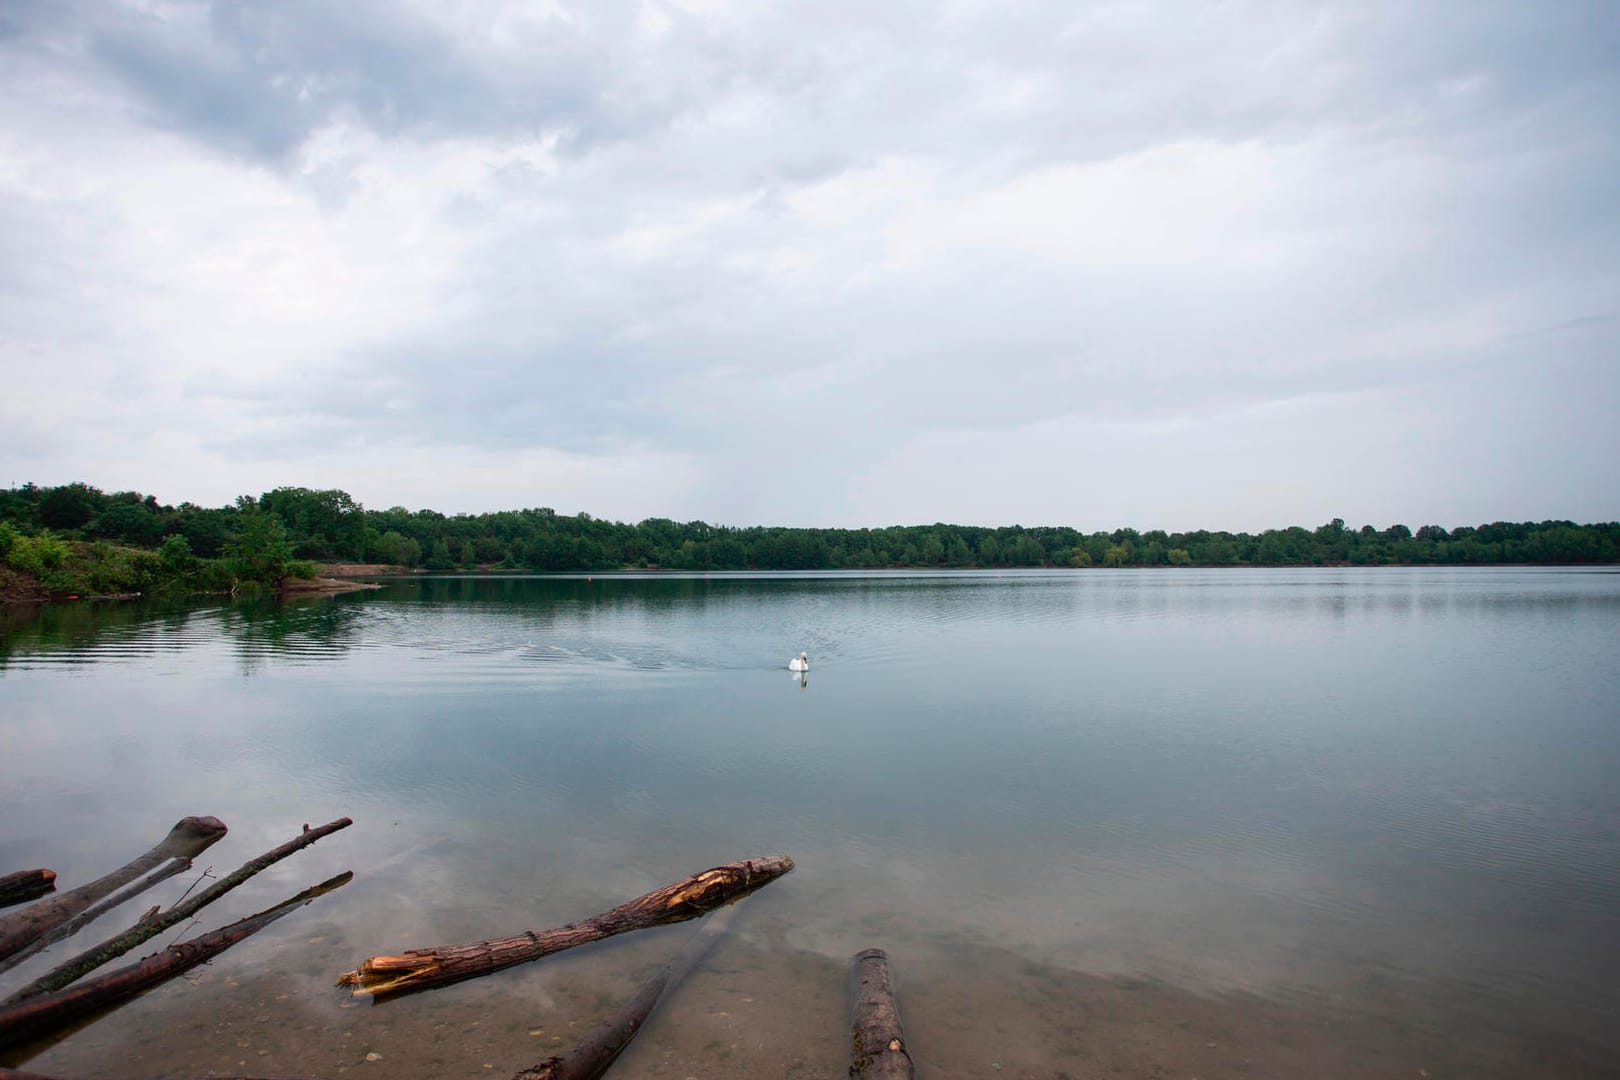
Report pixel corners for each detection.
[788,651,809,672]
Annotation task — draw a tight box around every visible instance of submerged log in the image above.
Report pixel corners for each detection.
[0,1072,320,1080]
[0,872,352,1054]
[338,855,794,999]
[0,872,55,910]
[5,817,353,1004]
[0,860,193,978]
[849,948,914,1079]
[515,906,736,1080]
[0,817,227,964]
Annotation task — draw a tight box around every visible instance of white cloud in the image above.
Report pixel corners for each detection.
[1,0,1616,525]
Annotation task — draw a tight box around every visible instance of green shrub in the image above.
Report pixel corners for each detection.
[159,534,195,572]
[191,559,238,593]
[5,530,71,577]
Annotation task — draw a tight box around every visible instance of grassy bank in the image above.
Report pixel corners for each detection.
[0,524,317,604]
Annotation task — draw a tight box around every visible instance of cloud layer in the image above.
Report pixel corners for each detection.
[2,0,1616,529]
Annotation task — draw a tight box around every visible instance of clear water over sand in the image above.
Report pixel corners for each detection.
[2,568,1617,1077]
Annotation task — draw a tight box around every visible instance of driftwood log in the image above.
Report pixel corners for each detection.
[0,872,352,1054]
[5,818,353,1004]
[850,948,914,1079]
[0,818,226,964]
[0,859,194,979]
[0,873,55,911]
[0,1073,318,1080]
[338,855,794,999]
[516,906,736,1080]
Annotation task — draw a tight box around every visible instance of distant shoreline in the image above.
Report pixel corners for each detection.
[5,483,1616,605]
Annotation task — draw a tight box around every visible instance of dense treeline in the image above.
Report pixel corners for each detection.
[0,485,315,599]
[3,482,1617,580]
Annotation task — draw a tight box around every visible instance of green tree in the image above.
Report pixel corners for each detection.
[90,500,164,546]
[260,487,367,560]
[39,483,104,530]
[373,530,421,567]
[225,500,295,582]
[159,534,195,573]
[1010,534,1046,565]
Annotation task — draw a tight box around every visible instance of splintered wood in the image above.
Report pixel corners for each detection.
[337,855,794,998]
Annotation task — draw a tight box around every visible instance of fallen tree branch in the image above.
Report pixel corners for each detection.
[0,872,55,910]
[515,905,737,1080]
[0,872,352,1054]
[4,818,352,1004]
[0,1072,319,1080]
[0,859,194,978]
[0,818,226,964]
[850,948,914,1079]
[338,854,794,999]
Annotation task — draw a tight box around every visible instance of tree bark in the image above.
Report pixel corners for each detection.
[0,872,351,1054]
[337,855,793,999]
[1,1072,320,1080]
[4,818,352,1004]
[0,872,55,911]
[850,948,914,1080]
[0,860,193,978]
[0,818,227,964]
[515,906,735,1080]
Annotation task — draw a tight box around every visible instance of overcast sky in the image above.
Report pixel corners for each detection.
[1,1,1616,531]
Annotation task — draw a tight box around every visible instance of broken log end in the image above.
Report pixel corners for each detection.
[663,855,795,915]
[337,953,442,997]
[164,816,229,858]
[0,869,59,908]
[337,854,792,1001]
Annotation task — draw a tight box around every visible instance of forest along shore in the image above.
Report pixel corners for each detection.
[4,481,1618,608]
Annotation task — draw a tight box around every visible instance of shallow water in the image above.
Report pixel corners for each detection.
[2,568,1618,1076]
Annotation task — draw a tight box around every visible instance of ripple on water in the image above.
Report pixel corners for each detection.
[3,570,1619,1068]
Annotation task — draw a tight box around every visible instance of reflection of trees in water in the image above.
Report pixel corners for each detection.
[408,573,868,623]
[0,594,369,673]
[218,597,368,677]
[0,596,179,669]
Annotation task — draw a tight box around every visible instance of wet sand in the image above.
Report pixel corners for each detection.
[280,577,385,596]
[12,924,1613,1079]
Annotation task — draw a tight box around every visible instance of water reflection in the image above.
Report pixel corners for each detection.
[2,568,1618,1071]
[11,568,1616,675]
[0,593,371,674]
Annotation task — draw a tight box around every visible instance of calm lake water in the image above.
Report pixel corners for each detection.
[2,568,1618,1077]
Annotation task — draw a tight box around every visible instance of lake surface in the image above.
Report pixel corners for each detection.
[2,568,1618,1078]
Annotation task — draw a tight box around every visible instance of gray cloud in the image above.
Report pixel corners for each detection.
[0,1,1616,527]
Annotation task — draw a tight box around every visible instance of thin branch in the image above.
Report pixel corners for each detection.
[4,819,350,1004]
[0,818,227,963]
